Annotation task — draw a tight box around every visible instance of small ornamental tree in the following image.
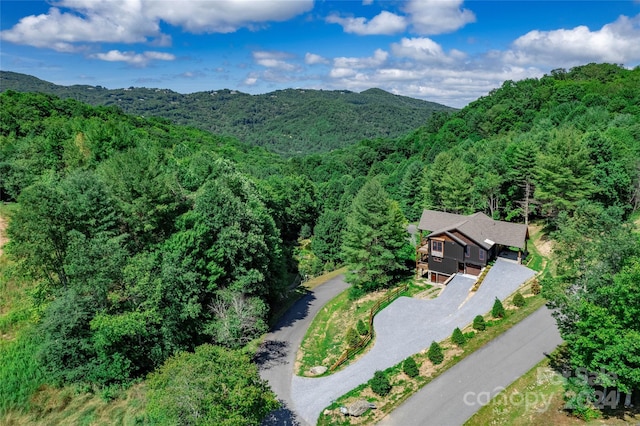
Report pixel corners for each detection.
[403,356,419,378]
[357,319,368,336]
[427,341,444,365]
[370,370,391,396]
[530,279,541,295]
[473,315,486,331]
[512,292,526,308]
[492,297,506,318]
[452,327,466,346]
[346,327,360,348]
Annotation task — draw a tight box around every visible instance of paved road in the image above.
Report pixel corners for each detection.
[291,259,535,424]
[257,275,349,426]
[377,306,563,426]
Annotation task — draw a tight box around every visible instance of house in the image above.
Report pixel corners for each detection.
[416,210,529,283]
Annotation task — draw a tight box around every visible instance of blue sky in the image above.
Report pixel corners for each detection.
[1,1,639,107]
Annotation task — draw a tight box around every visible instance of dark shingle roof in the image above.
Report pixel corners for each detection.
[418,210,528,249]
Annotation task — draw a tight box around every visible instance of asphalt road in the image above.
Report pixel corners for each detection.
[377,305,563,426]
[257,275,349,426]
[291,259,535,424]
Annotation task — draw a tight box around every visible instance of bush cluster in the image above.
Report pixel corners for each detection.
[473,315,486,331]
[403,356,419,378]
[370,370,392,396]
[512,292,526,308]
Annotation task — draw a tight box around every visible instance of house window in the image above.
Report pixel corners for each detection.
[431,240,443,257]
[465,245,470,258]
[479,249,485,261]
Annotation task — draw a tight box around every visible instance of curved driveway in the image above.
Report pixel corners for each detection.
[259,259,537,425]
[257,275,349,425]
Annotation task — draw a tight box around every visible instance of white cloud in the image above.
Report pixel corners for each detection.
[504,14,640,66]
[391,37,466,63]
[305,52,329,65]
[90,50,175,67]
[0,0,313,53]
[253,50,300,71]
[326,11,407,35]
[404,0,475,35]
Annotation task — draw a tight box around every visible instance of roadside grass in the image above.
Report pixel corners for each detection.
[2,382,147,426]
[296,287,380,376]
[465,356,640,426]
[317,284,547,425]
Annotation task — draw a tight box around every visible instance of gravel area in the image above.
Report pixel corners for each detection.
[290,259,536,424]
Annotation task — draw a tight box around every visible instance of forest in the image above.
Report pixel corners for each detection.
[0,62,639,424]
[0,71,453,156]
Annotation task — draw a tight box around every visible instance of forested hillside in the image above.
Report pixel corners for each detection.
[1,63,639,423]
[0,71,454,156]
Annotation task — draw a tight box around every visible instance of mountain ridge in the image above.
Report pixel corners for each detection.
[0,71,455,156]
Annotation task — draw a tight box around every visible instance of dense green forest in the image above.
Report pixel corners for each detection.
[0,71,453,156]
[1,63,639,423]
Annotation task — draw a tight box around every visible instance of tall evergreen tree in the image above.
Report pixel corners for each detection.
[342,178,407,292]
[399,160,425,222]
[534,128,594,217]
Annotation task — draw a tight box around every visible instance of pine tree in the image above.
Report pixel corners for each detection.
[452,327,466,346]
[427,341,444,365]
[342,179,407,292]
[492,297,506,318]
[399,161,425,222]
[403,356,419,378]
[346,327,360,348]
[356,319,368,336]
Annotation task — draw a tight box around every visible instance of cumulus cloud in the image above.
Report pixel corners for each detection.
[326,11,407,35]
[330,49,389,78]
[253,50,300,71]
[0,0,313,53]
[404,0,475,35]
[391,37,466,63]
[504,14,640,66]
[90,50,175,67]
[305,52,329,65]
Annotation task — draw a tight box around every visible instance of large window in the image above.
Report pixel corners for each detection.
[479,249,485,261]
[431,240,444,257]
[465,245,470,258]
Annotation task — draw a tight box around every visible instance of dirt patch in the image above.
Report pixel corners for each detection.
[0,214,8,257]
[529,223,553,257]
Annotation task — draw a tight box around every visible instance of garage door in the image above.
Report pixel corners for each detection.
[466,264,481,276]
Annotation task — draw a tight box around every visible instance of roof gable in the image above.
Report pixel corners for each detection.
[418,210,529,249]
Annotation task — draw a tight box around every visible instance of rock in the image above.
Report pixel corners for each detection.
[309,365,327,376]
[347,399,375,416]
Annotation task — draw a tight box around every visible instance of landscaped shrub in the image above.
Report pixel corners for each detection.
[492,297,506,318]
[370,370,391,396]
[357,319,368,336]
[403,356,419,378]
[427,341,444,365]
[346,327,360,348]
[512,292,526,308]
[473,315,486,331]
[530,279,541,295]
[452,327,466,346]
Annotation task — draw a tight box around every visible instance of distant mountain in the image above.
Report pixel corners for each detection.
[0,71,455,156]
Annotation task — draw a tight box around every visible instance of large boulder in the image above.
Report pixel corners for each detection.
[309,365,328,376]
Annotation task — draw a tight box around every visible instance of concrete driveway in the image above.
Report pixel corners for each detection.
[290,259,536,424]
